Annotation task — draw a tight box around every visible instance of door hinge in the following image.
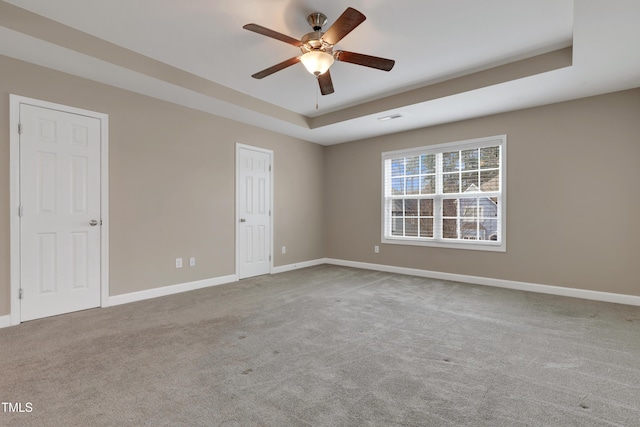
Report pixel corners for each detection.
[19,288,23,299]
[18,123,22,135]
[18,205,23,217]
[269,255,271,261]
[269,164,271,172]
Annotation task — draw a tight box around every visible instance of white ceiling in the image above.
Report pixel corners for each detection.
[1,0,639,145]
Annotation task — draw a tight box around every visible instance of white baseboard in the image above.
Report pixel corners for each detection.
[272,258,328,274]
[0,315,11,329]
[325,258,640,307]
[106,274,238,307]
[4,258,637,330]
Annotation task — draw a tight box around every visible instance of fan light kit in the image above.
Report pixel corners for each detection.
[300,50,334,76]
[243,7,395,96]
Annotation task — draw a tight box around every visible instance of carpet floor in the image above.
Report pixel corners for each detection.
[1,265,640,426]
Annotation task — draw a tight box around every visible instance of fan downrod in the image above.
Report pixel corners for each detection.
[307,12,327,31]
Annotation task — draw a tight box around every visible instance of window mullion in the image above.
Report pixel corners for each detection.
[434,152,443,241]
[434,195,442,240]
[456,196,461,240]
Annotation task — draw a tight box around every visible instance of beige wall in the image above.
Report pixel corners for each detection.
[2,54,639,319]
[0,55,325,316]
[325,89,640,296]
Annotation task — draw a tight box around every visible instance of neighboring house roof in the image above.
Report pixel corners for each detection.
[462,176,499,194]
[462,176,499,192]
[464,183,480,193]
[480,176,500,192]
[461,178,499,206]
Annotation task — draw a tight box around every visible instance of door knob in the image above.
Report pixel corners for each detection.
[89,220,99,226]
[239,218,246,223]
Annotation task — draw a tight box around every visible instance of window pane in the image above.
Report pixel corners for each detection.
[420,218,434,238]
[419,199,434,216]
[391,159,404,176]
[406,156,419,175]
[405,218,419,236]
[442,198,458,217]
[443,218,458,239]
[421,175,435,194]
[391,177,404,195]
[462,172,479,192]
[404,199,418,216]
[480,146,500,169]
[442,151,460,172]
[486,199,499,217]
[421,154,435,174]
[486,219,499,240]
[406,177,420,195]
[392,199,403,216]
[480,170,499,191]
[460,220,479,240]
[443,173,459,193]
[392,218,403,236]
[461,198,478,219]
[461,149,479,171]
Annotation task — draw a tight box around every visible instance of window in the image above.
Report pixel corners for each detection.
[382,135,506,251]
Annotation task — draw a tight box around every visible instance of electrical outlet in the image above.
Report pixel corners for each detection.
[282,246,286,254]
[176,258,183,268]
[189,257,196,267]
[374,245,380,253]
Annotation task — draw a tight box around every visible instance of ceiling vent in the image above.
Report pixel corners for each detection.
[377,113,404,121]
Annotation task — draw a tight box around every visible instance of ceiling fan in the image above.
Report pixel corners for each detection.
[243,7,395,95]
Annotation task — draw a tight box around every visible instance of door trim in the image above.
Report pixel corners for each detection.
[235,143,273,279]
[9,95,109,325]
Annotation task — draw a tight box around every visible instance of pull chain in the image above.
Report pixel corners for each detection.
[316,79,319,110]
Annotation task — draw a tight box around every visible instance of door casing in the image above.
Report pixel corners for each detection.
[9,95,109,325]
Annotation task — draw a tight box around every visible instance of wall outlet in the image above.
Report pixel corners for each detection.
[282,246,286,254]
[176,258,183,268]
[189,257,196,267]
[374,245,380,253]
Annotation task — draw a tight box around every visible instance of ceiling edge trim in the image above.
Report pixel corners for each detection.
[0,1,310,129]
[309,46,573,129]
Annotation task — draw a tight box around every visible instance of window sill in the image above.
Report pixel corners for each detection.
[381,236,506,252]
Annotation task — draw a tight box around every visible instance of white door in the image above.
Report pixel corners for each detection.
[237,146,272,279]
[19,104,102,321]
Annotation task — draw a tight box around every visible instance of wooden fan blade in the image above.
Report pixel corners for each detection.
[318,70,335,95]
[322,7,366,45]
[243,23,302,47]
[251,57,301,79]
[334,51,395,71]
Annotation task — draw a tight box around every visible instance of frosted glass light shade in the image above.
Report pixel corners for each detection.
[300,51,334,76]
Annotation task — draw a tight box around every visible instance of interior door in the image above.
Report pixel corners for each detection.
[19,104,102,321]
[237,146,272,279]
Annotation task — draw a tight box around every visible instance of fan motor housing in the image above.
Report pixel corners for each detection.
[302,12,333,52]
[301,31,330,50]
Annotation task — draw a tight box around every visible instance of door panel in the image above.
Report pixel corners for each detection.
[37,233,57,293]
[20,104,102,321]
[71,231,89,289]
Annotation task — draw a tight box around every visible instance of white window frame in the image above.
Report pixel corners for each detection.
[381,135,506,252]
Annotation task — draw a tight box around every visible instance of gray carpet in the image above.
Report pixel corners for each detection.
[1,265,640,426]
